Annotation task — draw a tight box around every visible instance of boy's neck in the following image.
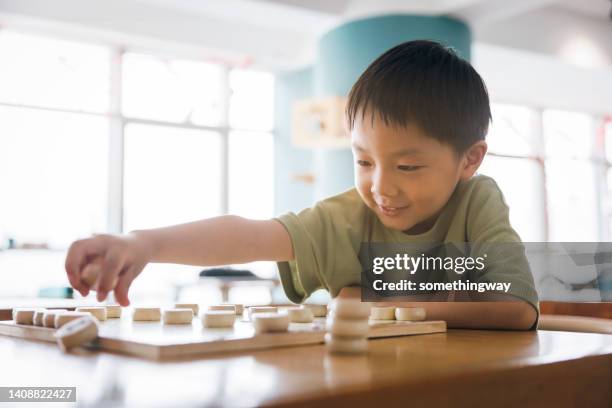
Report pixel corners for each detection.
[402,212,440,235]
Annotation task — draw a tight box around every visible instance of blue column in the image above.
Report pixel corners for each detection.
[273,67,315,214]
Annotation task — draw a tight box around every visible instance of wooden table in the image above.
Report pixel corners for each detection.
[0,329,610,407]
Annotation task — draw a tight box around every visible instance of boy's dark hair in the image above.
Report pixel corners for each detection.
[346,40,491,153]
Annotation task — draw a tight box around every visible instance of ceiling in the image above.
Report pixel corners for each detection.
[261,0,611,20]
[0,0,610,69]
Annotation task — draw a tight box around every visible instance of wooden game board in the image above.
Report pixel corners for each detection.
[0,316,446,361]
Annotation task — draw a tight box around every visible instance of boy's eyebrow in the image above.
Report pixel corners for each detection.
[351,143,423,156]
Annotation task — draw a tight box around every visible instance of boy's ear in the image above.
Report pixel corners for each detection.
[459,140,487,181]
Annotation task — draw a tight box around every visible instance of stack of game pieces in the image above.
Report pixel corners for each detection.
[325,297,371,354]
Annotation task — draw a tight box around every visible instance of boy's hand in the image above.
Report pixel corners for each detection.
[65,233,151,306]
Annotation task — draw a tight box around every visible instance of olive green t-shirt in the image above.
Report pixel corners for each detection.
[274,174,539,315]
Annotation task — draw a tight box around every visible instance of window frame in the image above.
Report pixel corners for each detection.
[0,38,275,243]
[487,102,611,242]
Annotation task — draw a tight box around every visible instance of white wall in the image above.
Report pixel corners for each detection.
[474,42,612,115]
[474,6,612,69]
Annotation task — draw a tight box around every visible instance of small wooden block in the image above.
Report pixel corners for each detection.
[202,311,235,328]
[329,298,371,319]
[43,310,68,328]
[76,307,107,321]
[395,307,426,321]
[229,304,244,315]
[81,262,100,287]
[370,306,396,320]
[326,316,369,337]
[248,306,277,320]
[81,260,118,289]
[301,304,327,317]
[212,304,244,315]
[105,305,122,318]
[324,333,368,354]
[285,307,314,323]
[132,307,161,321]
[163,309,193,324]
[175,303,199,316]
[13,308,36,325]
[33,309,47,326]
[252,313,290,334]
[55,316,99,352]
[55,312,92,328]
[208,305,236,313]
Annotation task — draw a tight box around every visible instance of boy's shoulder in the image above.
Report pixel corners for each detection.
[315,188,370,247]
[316,187,368,221]
[319,187,364,207]
[459,174,508,209]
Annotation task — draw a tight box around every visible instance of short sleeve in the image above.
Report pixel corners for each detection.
[274,190,365,303]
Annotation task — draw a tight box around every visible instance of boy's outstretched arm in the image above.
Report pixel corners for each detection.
[65,216,293,306]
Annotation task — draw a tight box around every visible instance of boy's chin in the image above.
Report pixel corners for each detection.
[375,214,414,232]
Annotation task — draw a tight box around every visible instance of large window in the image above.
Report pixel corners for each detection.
[123,124,223,231]
[480,103,608,242]
[0,31,275,249]
[122,53,226,126]
[121,52,275,232]
[0,32,111,248]
[480,105,545,241]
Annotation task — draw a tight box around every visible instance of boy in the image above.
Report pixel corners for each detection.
[65,40,538,330]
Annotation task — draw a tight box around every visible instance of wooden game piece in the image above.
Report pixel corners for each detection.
[132,307,161,321]
[395,307,426,321]
[370,306,396,320]
[81,260,119,288]
[33,309,47,326]
[252,313,290,334]
[285,307,314,323]
[201,311,235,328]
[13,308,36,325]
[229,304,244,315]
[163,309,193,324]
[175,303,199,316]
[208,305,236,313]
[81,261,100,287]
[76,307,107,321]
[247,306,277,320]
[326,315,369,337]
[43,310,68,328]
[328,298,371,319]
[54,316,99,352]
[215,304,244,315]
[55,312,92,328]
[105,305,122,318]
[324,333,368,354]
[301,304,327,317]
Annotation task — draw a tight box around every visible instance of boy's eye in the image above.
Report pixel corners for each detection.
[356,160,371,167]
[398,165,422,172]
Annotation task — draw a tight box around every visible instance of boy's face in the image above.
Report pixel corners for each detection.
[351,113,476,234]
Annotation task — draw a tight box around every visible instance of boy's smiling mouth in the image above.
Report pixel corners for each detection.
[377,203,409,216]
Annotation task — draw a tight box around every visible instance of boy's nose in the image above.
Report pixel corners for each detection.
[370,169,399,198]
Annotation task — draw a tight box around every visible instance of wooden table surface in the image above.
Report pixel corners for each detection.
[0,328,610,407]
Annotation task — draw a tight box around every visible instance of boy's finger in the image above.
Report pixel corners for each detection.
[96,251,124,301]
[66,272,89,297]
[113,271,135,307]
[65,239,105,293]
[81,261,102,287]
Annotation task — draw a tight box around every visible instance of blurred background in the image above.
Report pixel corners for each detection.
[0,0,611,305]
